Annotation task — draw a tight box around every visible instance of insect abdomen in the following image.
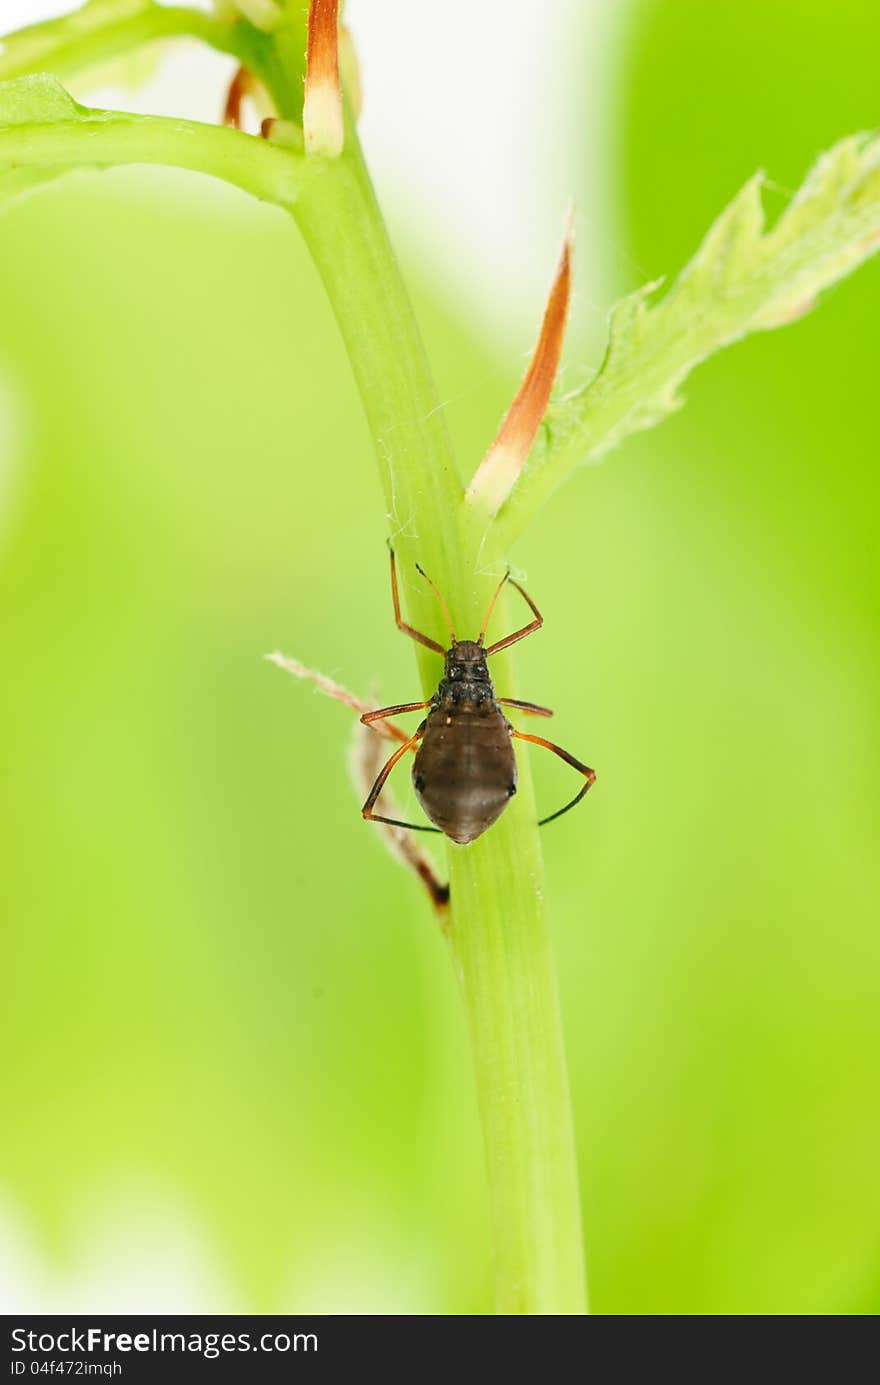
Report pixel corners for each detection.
[413,704,516,845]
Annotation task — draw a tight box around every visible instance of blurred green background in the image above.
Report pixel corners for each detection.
[1,0,878,1314]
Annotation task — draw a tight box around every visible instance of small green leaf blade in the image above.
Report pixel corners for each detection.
[0,72,82,126]
[0,75,90,209]
[499,131,880,539]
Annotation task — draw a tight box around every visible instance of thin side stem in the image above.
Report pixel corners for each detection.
[0,112,301,209]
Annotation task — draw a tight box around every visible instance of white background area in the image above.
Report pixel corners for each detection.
[2,0,621,333]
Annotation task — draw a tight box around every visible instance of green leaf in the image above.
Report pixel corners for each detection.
[0,72,82,125]
[495,132,880,543]
[0,74,84,203]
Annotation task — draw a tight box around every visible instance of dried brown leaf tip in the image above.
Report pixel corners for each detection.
[350,721,449,917]
[466,215,573,516]
[266,652,406,743]
[266,653,449,915]
[224,67,247,129]
[304,0,344,159]
[223,65,279,135]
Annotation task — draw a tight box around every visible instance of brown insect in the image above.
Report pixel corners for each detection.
[361,551,596,844]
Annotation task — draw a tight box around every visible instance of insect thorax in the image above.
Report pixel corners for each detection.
[435,641,496,709]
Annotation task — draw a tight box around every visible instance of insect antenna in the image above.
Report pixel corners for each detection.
[415,563,457,646]
[477,570,510,646]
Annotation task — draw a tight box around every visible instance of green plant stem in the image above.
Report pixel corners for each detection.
[291,136,462,634]
[443,615,588,1312]
[291,131,588,1315]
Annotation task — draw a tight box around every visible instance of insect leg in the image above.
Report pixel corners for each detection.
[360,700,431,730]
[497,697,554,718]
[511,729,596,826]
[389,548,446,655]
[485,579,544,655]
[354,722,449,909]
[414,563,456,645]
[362,723,441,833]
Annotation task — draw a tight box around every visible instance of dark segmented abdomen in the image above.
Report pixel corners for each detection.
[413,703,517,844]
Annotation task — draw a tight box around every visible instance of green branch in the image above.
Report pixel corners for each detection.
[495,133,880,545]
[0,75,300,207]
[290,122,589,1315]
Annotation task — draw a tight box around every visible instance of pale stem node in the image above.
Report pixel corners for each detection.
[304,0,344,159]
[260,118,304,151]
[224,0,283,33]
[465,210,573,517]
[338,25,363,121]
